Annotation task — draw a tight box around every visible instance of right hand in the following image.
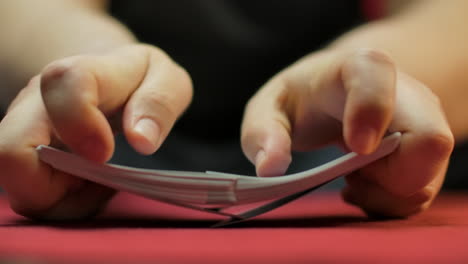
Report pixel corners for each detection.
[0,44,193,220]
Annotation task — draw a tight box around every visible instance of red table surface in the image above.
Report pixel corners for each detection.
[1,191,467,264]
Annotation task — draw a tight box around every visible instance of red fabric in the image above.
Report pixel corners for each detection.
[1,191,468,263]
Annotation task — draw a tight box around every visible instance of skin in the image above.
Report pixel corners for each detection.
[0,0,465,220]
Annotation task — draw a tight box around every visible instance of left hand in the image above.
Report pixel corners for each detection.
[241,48,454,217]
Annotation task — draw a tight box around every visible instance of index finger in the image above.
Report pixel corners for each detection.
[40,45,180,162]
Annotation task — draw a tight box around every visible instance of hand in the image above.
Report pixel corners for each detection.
[241,49,454,217]
[0,44,192,219]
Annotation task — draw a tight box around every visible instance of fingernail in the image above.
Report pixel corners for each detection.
[254,150,291,177]
[134,118,160,154]
[351,126,377,154]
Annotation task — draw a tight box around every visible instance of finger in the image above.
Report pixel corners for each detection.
[40,44,152,162]
[0,77,72,212]
[122,51,193,155]
[279,49,396,154]
[340,50,396,154]
[241,49,396,176]
[0,78,112,219]
[241,79,293,177]
[361,73,454,197]
[36,182,115,221]
[342,73,453,217]
[342,168,445,217]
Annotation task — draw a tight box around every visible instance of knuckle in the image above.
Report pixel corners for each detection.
[343,48,396,88]
[426,88,443,106]
[365,198,430,219]
[414,187,435,206]
[137,43,164,55]
[353,48,395,68]
[126,43,171,64]
[389,196,434,218]
[40,60,73,91]
[420,130,455,159]
[140,43,171,63]
[142,43,193,91]
[402,186,435,212]
[406,76,442,107]
[40,57,94,95]
[142,92,178,122]
[142,44,194,109]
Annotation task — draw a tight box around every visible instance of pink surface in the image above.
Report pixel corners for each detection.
[1,191,468,263]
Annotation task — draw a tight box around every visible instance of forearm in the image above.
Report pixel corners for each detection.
[0,0,136,107]
[329,0,468,142]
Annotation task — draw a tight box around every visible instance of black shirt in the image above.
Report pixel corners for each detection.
[108,1,468,188]
[110,0,364,141]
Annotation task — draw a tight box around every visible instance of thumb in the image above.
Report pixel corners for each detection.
[241,79,292,177]
[306,49,396,154]
[122,52,193,155]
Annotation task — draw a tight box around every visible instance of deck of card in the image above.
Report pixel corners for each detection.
[37,132,401,226]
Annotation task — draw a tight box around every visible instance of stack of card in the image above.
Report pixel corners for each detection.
[37,132,400,225]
